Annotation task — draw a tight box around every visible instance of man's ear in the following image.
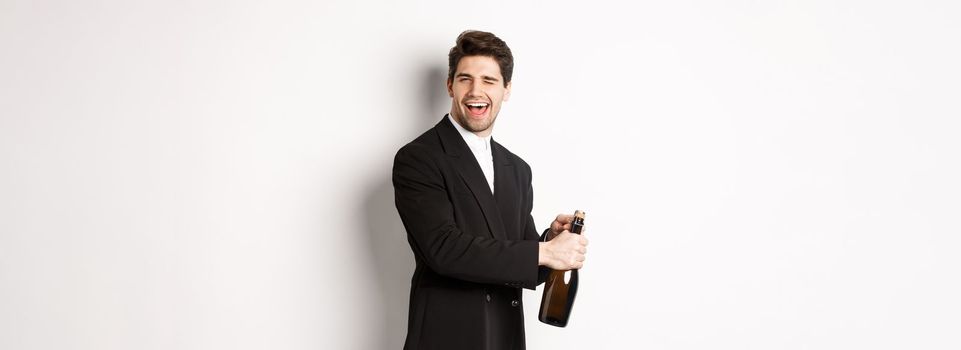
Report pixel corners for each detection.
[504,81,512,102]
[447,79,454,97]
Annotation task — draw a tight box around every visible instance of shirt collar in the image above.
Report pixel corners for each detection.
[447,114,491,152]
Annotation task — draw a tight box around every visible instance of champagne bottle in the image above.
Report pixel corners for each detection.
[538,210,585,327]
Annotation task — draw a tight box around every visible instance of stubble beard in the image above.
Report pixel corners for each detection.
[453,108,497,134]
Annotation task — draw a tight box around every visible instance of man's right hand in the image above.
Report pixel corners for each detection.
[538,230,589,271]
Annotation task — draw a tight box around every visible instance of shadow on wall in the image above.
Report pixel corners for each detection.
[362,64,448,348]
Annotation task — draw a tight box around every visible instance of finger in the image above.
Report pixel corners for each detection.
[580,237,589,246]
[555,214,574,224]
[551,221,571,234]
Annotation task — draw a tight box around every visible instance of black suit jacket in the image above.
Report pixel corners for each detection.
[393,116,549,350]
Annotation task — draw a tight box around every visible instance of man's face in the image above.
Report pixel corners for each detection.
[448,55,511,136]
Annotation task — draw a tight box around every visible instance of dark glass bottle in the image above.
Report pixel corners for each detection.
[538,210,585,327]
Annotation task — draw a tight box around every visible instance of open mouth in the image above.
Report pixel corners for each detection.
[465,102,489,117]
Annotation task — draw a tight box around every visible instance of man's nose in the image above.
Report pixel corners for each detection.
[468,81,483,96]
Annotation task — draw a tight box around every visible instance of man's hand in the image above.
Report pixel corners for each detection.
[548,214,581,238]
[538,230,589,271]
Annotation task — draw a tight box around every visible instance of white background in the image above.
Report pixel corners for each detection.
[2,1,960,349]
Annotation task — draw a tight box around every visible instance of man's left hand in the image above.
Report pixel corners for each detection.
[548,213,582,238]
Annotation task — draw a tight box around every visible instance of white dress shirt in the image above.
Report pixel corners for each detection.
[447,114,495,194]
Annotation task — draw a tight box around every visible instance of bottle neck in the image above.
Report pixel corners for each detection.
[570,218,584,234]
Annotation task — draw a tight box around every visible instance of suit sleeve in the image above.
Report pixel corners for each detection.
[393,144,541,289]
[521,168,552,289]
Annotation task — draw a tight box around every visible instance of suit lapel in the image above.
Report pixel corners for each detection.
[436,117,508,240]
[492,140,519,240]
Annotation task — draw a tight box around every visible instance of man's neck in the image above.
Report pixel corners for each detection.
[472,129,492,138]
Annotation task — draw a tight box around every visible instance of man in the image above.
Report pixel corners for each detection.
[393,30,589,349]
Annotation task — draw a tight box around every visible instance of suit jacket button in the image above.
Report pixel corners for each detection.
[511,300,519,307]
[486,294,492,302]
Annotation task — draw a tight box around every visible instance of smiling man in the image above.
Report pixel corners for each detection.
[392,30,590,350]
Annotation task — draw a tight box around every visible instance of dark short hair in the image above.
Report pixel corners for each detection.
[448,30,513,87]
